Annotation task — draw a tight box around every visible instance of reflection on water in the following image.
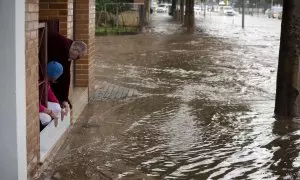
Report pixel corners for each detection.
[40,13,300,180]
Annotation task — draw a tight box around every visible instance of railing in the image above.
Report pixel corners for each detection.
[38,22,48,108]
[38,20,60,109]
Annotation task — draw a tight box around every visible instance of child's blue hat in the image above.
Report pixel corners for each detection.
[47,61,63,80]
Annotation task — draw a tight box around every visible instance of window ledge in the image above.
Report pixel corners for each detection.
[40,113,70,162]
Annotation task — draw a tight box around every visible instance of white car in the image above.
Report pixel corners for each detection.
[156,4,168,13]
[267,7,282,18]
[194,6,201,15]
[220,6,235,16]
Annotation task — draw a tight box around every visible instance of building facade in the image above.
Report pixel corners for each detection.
[0,0,96,179]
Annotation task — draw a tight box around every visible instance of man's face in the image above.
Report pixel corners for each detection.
[69,41,87,61]
[69,49,80,61]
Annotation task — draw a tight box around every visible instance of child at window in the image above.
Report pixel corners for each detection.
[39,61,64,126]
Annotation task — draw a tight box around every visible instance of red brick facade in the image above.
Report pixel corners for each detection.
[25,0,40,177]
[39,0,73,38]
[74,0,96,97]
[88,0,96,97]
[39,0,74,97]
[25,0,96,177]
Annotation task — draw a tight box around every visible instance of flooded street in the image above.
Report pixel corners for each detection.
[38,14,300,180]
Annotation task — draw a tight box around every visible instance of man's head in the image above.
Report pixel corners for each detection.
[47,61,63,83]
[69,41,87,61]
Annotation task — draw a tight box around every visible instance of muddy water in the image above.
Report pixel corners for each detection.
[39,14,300,180]
[93,14,283,179]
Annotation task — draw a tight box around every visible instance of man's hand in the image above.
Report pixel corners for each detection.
[61,108,67,121]
[62,101,70,114]
[53,118,58,127]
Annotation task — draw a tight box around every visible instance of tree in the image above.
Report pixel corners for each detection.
[95,0,135,27]
[158,0,172,4]
[96,0,133,12]
[184,0,195,32]
[265,0,283,5]
[275,1,300,117]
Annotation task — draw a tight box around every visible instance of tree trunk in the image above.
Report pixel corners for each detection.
[275,0,300,117]
[184,0,189,27]
[171,0,176,16]
[180,0,185,23]
[144,0,150,24]
[187,0,195,32]
[176,0,180,20]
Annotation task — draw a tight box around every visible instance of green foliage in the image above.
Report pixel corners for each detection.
[158,0,172,4]
[233,0,282,8]
[95,26,138,35]
[96,0,134,12]
[265,0,283,5]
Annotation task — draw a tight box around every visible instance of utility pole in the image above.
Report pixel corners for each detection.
[204,0,207,17]
[271,0,274,8]
[256,0,258,16]
[242,0,245,28]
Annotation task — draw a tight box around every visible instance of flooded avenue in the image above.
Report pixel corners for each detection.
[37,14,300,180]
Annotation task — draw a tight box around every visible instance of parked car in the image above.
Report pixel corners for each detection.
[278,12,282,19]
[268,7,282,18]
[220,6,235,16]
[194,6,201,15]
[156,4,168,13]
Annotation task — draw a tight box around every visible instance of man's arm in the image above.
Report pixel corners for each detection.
[58,71,71,104]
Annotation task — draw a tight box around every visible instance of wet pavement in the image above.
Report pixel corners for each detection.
[37,13,300,180]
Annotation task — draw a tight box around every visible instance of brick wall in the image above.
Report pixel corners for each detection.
[25,0,40,177]
[39,0,73,38]
[24,0,95,177]
[39,0,74,97]
[74,0,96,97]
[89,0,96,97]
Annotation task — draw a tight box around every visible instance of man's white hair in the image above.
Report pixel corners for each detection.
[70,41,87,58]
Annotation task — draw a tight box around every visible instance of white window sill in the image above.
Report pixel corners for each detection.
[40,113,71,161]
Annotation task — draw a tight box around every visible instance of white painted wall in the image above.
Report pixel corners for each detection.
[0,0,27,179]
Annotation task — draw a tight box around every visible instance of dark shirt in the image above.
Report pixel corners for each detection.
[47,32,73,106]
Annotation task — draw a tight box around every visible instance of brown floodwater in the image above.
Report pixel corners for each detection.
[37,13,300,180]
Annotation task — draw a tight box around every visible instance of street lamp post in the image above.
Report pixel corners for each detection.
[204,0,207,17]
[256,0,258,16]
[271,0,273,7]
[242,0,245,28]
